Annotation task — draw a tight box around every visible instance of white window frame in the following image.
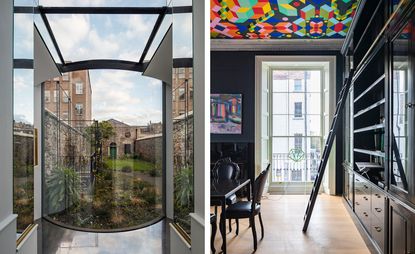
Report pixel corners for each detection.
[255,56,336,195]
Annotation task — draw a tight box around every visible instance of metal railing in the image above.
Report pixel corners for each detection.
[271,152,320,182]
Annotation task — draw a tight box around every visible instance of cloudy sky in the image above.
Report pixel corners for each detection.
[14,0,192,126]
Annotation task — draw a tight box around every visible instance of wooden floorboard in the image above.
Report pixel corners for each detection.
[212,194,370,254]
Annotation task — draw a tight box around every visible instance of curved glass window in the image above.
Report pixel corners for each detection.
[42,69,164,231]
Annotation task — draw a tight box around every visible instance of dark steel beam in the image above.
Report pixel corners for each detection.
[60,60,146,73]
[139,9,167,64]
[14,6,34,13]
[14,59,34,69]
[173,58,193,68]
[167,6,193,14]
[39,10,65,64]
[40,6,165,14]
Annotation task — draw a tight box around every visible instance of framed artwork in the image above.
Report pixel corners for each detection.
[210,94,242,134]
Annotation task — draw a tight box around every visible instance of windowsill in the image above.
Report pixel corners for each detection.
[292,117,304,120]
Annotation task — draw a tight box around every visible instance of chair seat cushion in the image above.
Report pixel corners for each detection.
[225,201,260,218]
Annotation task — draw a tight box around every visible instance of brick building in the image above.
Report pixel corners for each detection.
[43,70,92,127]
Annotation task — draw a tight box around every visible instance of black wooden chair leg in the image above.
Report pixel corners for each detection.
[258,212,264,240]
[235,219,239,235]
[211,220,217,253]
[250,216,257,251]
[229,219,232,233]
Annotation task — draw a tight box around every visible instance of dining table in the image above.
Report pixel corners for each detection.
[211,178,251,254]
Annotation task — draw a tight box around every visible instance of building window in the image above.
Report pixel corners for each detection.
[179,88,185,101]
[63,90,69,103]
[294,102,302,117]
[294,134,303,149]
[62,73,69,81]
[124,144,131,155]
[53,90,58,102]
[45,91,51,103]
[76,82,83,94]
[75,103,83,115]
[294,79,302,91]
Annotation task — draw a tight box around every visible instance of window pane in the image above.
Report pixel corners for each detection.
[306,93,321,115]
[272,115,288,136]
[272,71,288,92]
[272,93,288,115]
[307,71,321,92]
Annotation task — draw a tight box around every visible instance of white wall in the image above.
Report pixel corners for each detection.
[0,0,18,253]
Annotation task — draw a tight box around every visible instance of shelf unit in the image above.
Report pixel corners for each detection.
[342,0,415,253]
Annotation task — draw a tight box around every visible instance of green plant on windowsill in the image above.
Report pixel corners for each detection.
[46,166,80,213]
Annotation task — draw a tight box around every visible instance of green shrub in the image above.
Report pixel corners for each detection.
[174,166,193,207]
[46,166,80,213]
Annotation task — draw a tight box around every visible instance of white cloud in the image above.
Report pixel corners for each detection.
[90,70,162,126]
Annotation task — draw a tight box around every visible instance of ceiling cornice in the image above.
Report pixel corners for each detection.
[211,39,344,52]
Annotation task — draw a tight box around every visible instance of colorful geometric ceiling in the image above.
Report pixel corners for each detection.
[211,0,358,39]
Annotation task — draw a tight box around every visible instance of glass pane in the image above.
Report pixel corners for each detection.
[272,71,288,92]
[392,23,410,191]
[42,70,164,230]
[272,115,288,136]
[14,13,34,59]
[145,15,172,61]
[39,0,167,7]
[13,69,34,233]
[306,93,321,115]
[272,137,321,182]
[307,71,321,92]
[34,14,62,64]
[287,115,321,136]
[173,13,193,58]
[289,94,305,117]
[47,14,158,62]
[272,93,288,115]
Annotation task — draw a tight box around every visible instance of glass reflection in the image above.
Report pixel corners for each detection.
[13,69,35,233]
[392,23,410,191]
[42,70,164,230]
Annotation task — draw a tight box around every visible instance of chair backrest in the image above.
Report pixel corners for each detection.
[252,164,270,207]
[213,159,240,180]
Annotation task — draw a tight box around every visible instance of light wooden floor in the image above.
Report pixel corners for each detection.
[212,194,370,254]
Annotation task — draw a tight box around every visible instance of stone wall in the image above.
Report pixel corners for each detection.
[133,114,193,170]
[134,134,163,164]
[44,110,91,175]
[172,114,194,172]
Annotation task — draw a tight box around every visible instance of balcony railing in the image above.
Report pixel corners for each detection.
[272,152,320,182]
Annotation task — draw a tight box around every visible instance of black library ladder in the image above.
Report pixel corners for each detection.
[302,69,355,232]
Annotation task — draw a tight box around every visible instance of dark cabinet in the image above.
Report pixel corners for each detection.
[354,174,386,253]
[389,199,415,254]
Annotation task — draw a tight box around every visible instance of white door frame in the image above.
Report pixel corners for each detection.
[255,55,337,195]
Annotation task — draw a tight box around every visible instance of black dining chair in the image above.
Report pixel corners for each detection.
[211,158,241,231]
[210,213,217,253]
[222,164,270,251]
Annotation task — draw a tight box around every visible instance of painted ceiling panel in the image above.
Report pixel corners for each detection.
[211,0,358,39]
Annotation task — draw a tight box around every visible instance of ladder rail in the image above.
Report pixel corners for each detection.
[302,69,354,232]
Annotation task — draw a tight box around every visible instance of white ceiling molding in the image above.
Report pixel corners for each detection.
[211,39,344,51]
